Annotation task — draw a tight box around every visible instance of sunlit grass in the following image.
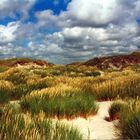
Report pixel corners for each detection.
[0,65,139,139]
[0,108,83,140]
[0,67,139,102]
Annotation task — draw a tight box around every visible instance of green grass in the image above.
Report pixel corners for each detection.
[21,89,98,118]
[119,112,140,139]
[0,89,10,104]
[5,70,27,84]
[11,81,48,100]
[0,108,83,140]
[109,102,125,121]
[115,99,140,139]
[0,66,9,73]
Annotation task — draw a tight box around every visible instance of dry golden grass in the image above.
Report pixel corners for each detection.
[0,66,139,102]
[0,108,83,140]
[0,66,139,139]
[0,80,14,90]
[29,84,80,97]
[41,70,140,100]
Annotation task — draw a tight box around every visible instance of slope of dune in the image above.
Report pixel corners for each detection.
[83,52,140,69]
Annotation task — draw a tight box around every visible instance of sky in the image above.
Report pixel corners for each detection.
[0,0,140,64]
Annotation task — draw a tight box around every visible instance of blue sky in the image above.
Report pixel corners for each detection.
[32,0,70,14]
[0,0,70,25]
[0,0,140,64]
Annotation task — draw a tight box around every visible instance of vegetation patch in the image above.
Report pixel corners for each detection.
[21,85,98,118]
[115,99,140,139]
[0,108,83,140]
[0,80,14,104]
[109,102,125,121]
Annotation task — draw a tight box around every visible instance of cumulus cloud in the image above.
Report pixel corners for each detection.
[0,0,36,20]
[35,0,140,28]
[43,22,140,63]
[67,0,120,26]
[0,21,20,43]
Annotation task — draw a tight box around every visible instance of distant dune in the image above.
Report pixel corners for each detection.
[1,52,140,69]
[68,52,140,70]
[0,58,53,67]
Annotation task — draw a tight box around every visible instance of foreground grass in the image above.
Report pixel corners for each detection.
[118,99,140,139]
[0,107,83,140]
[109,99,140,139]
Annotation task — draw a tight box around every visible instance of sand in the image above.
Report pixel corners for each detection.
[60,101,117,140]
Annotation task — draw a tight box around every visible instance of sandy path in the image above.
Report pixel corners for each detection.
[61,101,117,140]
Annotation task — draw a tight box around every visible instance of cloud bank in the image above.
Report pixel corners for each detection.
[0,0,140,64]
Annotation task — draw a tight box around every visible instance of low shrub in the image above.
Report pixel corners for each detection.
[85,71,101,77]
[0,89,10,104]
[27,79,48,90]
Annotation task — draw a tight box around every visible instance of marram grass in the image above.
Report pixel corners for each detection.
[21,84,98,118]
[0,80,14,104]
[114,99,140,139]
[0,108,83,140]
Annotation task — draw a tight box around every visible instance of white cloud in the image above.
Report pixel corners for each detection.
[35,0,140,28]
[46,44,63,53]
[0,21,19,43]
[0,0,36,20]
[67,0,120,26]
[41,22,140,63]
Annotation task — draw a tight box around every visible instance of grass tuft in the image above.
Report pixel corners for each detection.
[21,85,98,118]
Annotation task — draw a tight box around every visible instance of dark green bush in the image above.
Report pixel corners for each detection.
[109,102,124,120]
[33,69,49,77]
[28,80,48,91]
[85,71,101,77]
